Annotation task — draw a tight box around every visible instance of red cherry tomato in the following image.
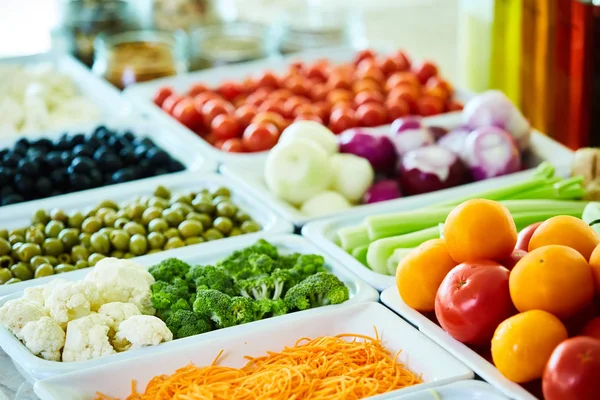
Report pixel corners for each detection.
[355,103,387,127]
[256,71,280,88]
[193,91,221,112]
[447,99,464,112]
[245,88,270,107]
[581,317,600,340]
[292,104,318,118]
[283,96,310,118]
[386,72,421,92]
[435,261,514,344]
[327,89,354,105]
[284,75,311,97]
[356,58,378,74]
[294,113,323,124]
[352,79,381,94]
[306,64,329,82]
[203,133,218,145]
[357,65,386,86]
[242,123,279,152]
[377,56,404,76]
[211,114,242,140]
[188,83,209,97]
[243,77,258,93]
[202,99,234,126]
[354,90,384,106]
[391,50,412,71]
[217,81,244,101]
[268,88,294,102]
[499,248,528,271]
[313,101,331,121]
[258,99,286,115]
[234,105,258,128]
[252,111,287,132]
[386,98,410,121]
[515,222,543,251]
[353,49,377,66]
[161,94,183,115]
[417,95,444,116]
[542,337,600,400]
[426,76,454,95]
[388,86,420,112]
[287,61,304,74]
[310,83,328,102]
[214,139,225,149]
[153,87,174,107]
[424,86,450,102]
[328,107,357,134]
[232,95,247,108]
[172,98,203,130]
[327,73,353,91]
[221,138,245,153]
[414,61,439,84]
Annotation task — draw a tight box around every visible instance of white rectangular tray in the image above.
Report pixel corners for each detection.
[0,234,377,383]
[0,171,292,297]
[397,381,509,400]
[33,301,473,400]
[380,286,537,400]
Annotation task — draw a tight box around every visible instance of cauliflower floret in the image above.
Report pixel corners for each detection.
[46,281,103,329]
[0,299,47,339]
[85,258,155,315]
[98,302,141,332]
[20,317,66,361]
[113,315,173,352]
[22,279,67,308]
[62,313,116,362]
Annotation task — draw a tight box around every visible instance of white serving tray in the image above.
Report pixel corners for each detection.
[123,47,471,166]
[0,52,130,136]
[381,286,537,400]
[0,234,377,383]
[397,380,509,400]
[0,172,292,297]
[301,164,572,291]
[33,301,473,400]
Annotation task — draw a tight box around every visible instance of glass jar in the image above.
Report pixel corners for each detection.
[92,30,188,90]
[151,0,236,32]
[189,22,278,71]
[56,0,140,66]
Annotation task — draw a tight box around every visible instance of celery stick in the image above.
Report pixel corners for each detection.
[507,176,585,200]
[366,227,440,274]
[387,248,416,276]
[337,224,370,252]
[351,245,369,267]
[366,206,454,241]
[513,210,585,230]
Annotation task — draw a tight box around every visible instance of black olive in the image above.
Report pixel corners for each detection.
[72,133,86,145]
[93,125,109,139]
[1,194,24,206]
[123,131,136,142]
[50,190,62,197]
[119,147,139,164]
[86,136,102,149]
[15,138,30,150]
[111,168,135,183]
[0,148,8,159]
[137,159,152,176]
[107,135,124,151]
[69,156,96,174]
[17,158,40,177]
[72,144,94,158]
[168,160,185,172]
[70,173,92,190]
[50,168,68,187]
[53,137,71,151]
[33,138,53,150]
[134,145,149,159]
[134,137,155,148]
[2,152,20,168]
[14,174,35,196]
[46,151,64,168]
[89,169,103,186]
[60,151,74,165]
[0,167,11,186]
[0,186,14,197]
[35,177,53,196]
[99,153,123,172]
[27,148,47,159]
[146,148,170,165]
[154,167,169,176]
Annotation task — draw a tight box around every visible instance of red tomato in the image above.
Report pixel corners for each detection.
[388,85,420,112]
[242,77,258,93]
[499,248,528,271]
[414,61,439,84]
[357,65,386,86]
[283,96,310,118]
[268,88,294,102]
[245,88,270,107]
[172,98,203,130]
[211,114,241,140]
[515,222,543,251]
[353,49,377,66]
[581,318,600,340]
[417,95,444,116]
[161,94,183,115]
[202,99,234,126]
[232,95,247,108]
[310,83,328,101]
[242,123,279,152]
[193,91,221,112]
[327,89,354,105]
[203,133,218,146]
[234,105,258,128]
[391,50,412,71]
[256,71,280,88]
[306,63,329,82]
[214,139,225,149]
[221,138,244,153]
[543,337,600,400]
[447,100,464,112]
[153,87,174,107]
[217,81,244,101]
[313,101,331,121]
[187,83,209,97]
[386,72,421,92]
[287,61,304,74]
[258,99,286,116]
[328,107,357,134]
[292,104,318,118]
[386,99,410,121]
[356,103,387,127]
[434,261,514,344]
[327,73,353,91]
[352,79,381,94]
[252,111,287,132]
[284,75,310,97]
[354,90,384,106]
[378,56,404,76]
[426,77,454,96]
[295,113,323,124]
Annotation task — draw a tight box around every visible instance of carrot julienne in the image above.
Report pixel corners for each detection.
[95,328,422,400]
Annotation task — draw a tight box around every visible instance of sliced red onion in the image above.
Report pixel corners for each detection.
[462,126,522,181]
[390,128,435,156]
[438,127,470,156]
[363,180,402,204]
[338,129,398,174]
[391,117,422,133]
[428,126,449,141]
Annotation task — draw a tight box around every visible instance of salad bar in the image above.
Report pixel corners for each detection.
[0,45,597,400]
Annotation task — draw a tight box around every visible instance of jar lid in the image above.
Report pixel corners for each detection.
[61,0,132,23]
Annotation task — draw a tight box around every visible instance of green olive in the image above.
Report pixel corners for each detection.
[9,234,25,246]
[154,185,171,199]
[164,227,180,239]
[0,256,13,269]
[109,230,130,251]
[185,236,205,246]
[54,264,75,274]
[98,227,114,237]
[129,234,148,256]
[103,211,118,227]
[213,217,233,235]
[197,213,213,229]
[85,206,98,217]
[68,211,85,229]
[75,260,89,270]
[147,249,162,254]
[71,245,90,262]
[79,232,92,247]
[212,187,231,197]
[42,238,64,256]
[114,217,130,229]
[44,220,65,238]
[163,208,184,227]
[34,263,54,278]
[171,202,193,216]
[148,218,169,233]
[142,207,163,225]
[138,196,152,207]
[0,268,13,284]
[127,203,146,220]
[110,250,125,258]
[203,228,224,241]
[229,227,243,237]
[170,194,192,205]
[192,198,215,214]
[95,207,114,221]
[124,221,146,236]
[241,220,261,233]
[31,209,49,225]
[123,252,134,259]
[212,195,230,206]
[0,238,10,256]
[88,253,106,266]
[30,255,50,269]
[0,230,8,240]
[10,228,26,237]
[5,278,22,285]
[148,232,166,249]
[91,232,110,254]
[46,256,58,266]
[11,242,22,259]
[115,209,128,219]
[58,253,72,264]
[148,196,169,209]
[49,208,68,223]
[81,217,102,234]
[235,211,252,223]
[216,202,237,218]
[178,220,204,238]
[11,262,33,280]
[58,228,80,251]
[164,237,185,250]
[18,243,42,262]
[97,200,119,210]
[25,228,45,245]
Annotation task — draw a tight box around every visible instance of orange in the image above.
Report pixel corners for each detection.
[590,244,600,294]
[509,245,595,319]
[443,199,517,263]
[491,310,568,383]
[396,239,457,312]
[528,215,600,260]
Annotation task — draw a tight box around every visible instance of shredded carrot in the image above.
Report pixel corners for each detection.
[95,328,422,400]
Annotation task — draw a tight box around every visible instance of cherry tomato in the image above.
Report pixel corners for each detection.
[391,50,411,71]
[204,133,218,146]
[287,61,304,75]
[245,88,270,107]
[434,261,514,345]
[327,89,354,105]
[214,139,225,149]
[327,73,352,91]
[252,111,287,131]
[294,113,323,123]
[385,72,421,92]
[543,337,600,400]
[353,49,377,65]
[354,90,384,106]
[356,58,378,74]
[388,86,420,112]
[267,88,294,102]
[284,75,311,97]
[352,79,381,94]
[187,83,209,97]
[193,91,221,112]
[378,56,404,76]
[161,94,183,115]
[172,98,203,130]
[211,114,242,140]
[232,95,247,108]
[153,87,174,107]
[306,63,329,82]
[328,107,357,134]
[499,249,528,271]
[243,77,258,93]
[355,103,387,127]
[426,76,454,96]
[386,98,410,121]
[515,222,543,251]
[221,138,244,153]
[310,83,328,101]
[242,123,279,152]
[581,317,600,340]
[293,104,318,118]
[201,99,234,126]
[414,60,439,84]
[447,100,464,112]
[256,71,280,88]
[417,95,444,116]
[357,65,386,86]
[424,86,449,101]
[258,99,286,115]
[313,101,331,121]
[234,105,258,128]
[283,96,310,118]
[217,81,244,101]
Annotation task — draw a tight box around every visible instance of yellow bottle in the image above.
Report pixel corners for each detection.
[502,0,522,106]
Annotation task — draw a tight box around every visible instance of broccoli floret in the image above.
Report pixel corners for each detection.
[284,272,349,311]
[192,289,236,329]
[271,268,301,300]
[165,310,214,339]
[148,258,191,283]
[231,296,257,325]
[217,239,279,279]
[254,298,289,319]
[292,254,326,281]
[187,265,235,295]
[150,277,192,312]
[275,253,301,270]
[248,253,275,275]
